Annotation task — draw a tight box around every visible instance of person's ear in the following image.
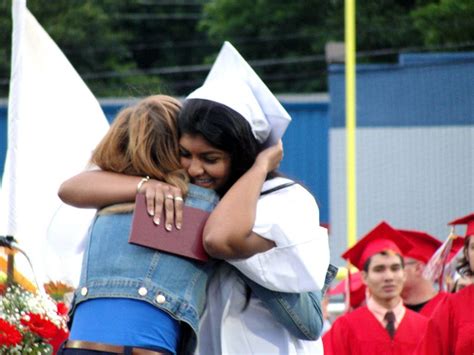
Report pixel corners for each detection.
[415,262,424,276]
[361,271,369,286]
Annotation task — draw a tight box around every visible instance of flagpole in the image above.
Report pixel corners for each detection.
[345,0,357,248]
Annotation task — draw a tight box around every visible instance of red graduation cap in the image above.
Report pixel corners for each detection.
[449,212,474,237]
[328,271,366,309]
[397,229,441,264]
[342,221,413,270]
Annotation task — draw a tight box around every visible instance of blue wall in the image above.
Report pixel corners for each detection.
[280,102,329,224]
[329,52,474,128]
[0,99,330,224]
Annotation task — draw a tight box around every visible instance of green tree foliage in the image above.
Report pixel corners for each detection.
[354,1,424,53]
[0,0,133,97]
[200,0,335,92]
[0,0,212,97]
[1,2,15,95]
[198,0,430,90]
[1,0,472,97]
[97,0,215,95]
[412,0,474,45]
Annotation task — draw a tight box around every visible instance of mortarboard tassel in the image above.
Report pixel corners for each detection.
[422,227,459,290]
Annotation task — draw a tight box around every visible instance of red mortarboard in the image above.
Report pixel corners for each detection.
[328,271,366,309]
[342,221,413,270]
[449,212,474,237]
[398,230,441,264]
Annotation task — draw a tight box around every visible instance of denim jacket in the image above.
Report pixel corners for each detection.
[70,182,334,354]
[245,263,338,341]
[70,184,219,354]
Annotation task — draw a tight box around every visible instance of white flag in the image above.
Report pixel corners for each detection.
[0,0,109,287]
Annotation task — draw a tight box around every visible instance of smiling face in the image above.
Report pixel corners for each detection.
[179,133,232,192]
[362,252,406,306]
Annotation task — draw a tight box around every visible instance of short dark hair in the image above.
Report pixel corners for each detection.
[363,251,405,272]
[178,99,260,195]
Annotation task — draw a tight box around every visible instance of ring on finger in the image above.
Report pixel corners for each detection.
[165,194,174,200]
[174,196,184,202]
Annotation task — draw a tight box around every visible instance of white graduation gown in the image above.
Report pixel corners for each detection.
[197,177,329,354]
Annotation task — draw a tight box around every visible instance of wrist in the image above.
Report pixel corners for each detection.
[252,160,271,176]
[136,176,150,194]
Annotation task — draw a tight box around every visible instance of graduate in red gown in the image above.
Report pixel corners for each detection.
[399,229,463,317]
[323,221,441,355]
[428,212,474,355]
[328,270,366,310]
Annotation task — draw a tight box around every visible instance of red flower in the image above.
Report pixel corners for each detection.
[21,313,59,339]
[0,318,23,347]
[49,327,69,354]
[56,302,69,316]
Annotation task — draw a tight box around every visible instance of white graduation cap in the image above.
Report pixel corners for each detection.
[187,41,291,147]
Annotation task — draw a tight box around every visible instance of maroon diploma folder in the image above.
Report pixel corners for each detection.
[128,193,210,262]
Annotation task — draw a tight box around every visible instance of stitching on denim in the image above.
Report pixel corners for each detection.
[74,286,198,319]
[82,214,99,285]
[275,296,313,339]
[144,251,161,281]
[184,261,216,300]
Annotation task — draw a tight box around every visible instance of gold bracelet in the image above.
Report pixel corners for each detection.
[136,176,150,193]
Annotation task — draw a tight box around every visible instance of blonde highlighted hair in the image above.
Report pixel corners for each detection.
[91,95,188,193]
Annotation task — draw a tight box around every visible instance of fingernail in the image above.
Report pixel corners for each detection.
[165,224,172,231]
[176,223,182,230]
[148,209,154,216]
[154,218,160,225]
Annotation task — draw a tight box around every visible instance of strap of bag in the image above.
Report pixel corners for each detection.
[260,181,296,196]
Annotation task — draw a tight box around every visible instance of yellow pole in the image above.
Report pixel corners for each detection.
[345,0,357,248]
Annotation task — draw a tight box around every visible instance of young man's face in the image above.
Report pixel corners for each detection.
[362,253,406,304]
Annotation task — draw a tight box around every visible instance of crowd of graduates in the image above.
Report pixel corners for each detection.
[322,212,474,355]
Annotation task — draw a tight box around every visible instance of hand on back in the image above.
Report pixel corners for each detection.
[138,179,184,231]
[255,140,283,174]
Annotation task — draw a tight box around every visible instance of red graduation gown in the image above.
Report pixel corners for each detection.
[430,284,474,355]
[322,305,439,355]
[419,291,448,317]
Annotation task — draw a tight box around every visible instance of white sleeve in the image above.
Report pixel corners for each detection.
[228,182,330,292]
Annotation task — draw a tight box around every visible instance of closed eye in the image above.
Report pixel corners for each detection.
[179,148,190,158]
[202,155,219,164]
